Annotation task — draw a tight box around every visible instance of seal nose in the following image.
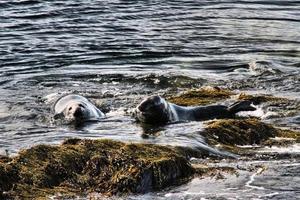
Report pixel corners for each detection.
[74,107,83,118]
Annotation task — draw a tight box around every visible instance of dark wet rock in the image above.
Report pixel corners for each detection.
[0,139,194,198]
[0,162,19,197]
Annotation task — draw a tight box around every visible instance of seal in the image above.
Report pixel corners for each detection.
[134,95,256,124]
[53,94,105,124]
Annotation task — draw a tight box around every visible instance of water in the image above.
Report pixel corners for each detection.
[0,0,300,199]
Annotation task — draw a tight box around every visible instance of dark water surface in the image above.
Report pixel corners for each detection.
[1,0,300,199]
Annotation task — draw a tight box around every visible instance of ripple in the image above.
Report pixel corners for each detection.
[0,1,300,197]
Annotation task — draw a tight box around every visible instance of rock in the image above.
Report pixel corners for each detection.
[0,139,194,198]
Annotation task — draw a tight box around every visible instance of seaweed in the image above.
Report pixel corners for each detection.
[203,118,277,146]
[202,118,300,154]
[0,139,194,199]
[167,86,234,106]
[237,93,289,105]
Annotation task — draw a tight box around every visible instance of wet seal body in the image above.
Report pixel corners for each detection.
[134,96,256,124]
[53,94,105,124]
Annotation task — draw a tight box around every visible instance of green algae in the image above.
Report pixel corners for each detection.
[167,87,234,106]
[0,139,194,199]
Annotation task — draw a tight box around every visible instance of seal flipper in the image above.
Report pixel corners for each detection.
[228,100,256,114]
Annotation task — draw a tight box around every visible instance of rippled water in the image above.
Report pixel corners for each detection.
[0,0,300,199]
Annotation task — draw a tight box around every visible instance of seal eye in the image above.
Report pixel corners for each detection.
[68,107,72,111]
[79,104,84,108]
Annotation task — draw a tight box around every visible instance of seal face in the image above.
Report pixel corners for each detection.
[134,95,256,125]
[134,96,178,124]
[53,94,105,124]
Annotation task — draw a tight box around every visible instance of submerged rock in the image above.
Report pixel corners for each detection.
[0,139,194,198]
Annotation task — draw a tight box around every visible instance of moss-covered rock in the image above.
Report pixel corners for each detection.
[202,119,277,146]
[237,93,288,105]
[0,139,194,199]
[167,86,234,106]
[201,118,300,152]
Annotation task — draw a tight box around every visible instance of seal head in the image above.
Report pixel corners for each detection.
[53,94,105,124]
[135,96,171,124]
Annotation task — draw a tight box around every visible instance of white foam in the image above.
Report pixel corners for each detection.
[236,144,261,148]
[259,143,300,153]
[237,105,264,118]
[245,167,266,190]
[237,104,280,120]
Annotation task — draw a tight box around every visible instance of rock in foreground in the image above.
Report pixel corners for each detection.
[0,139,194,199]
